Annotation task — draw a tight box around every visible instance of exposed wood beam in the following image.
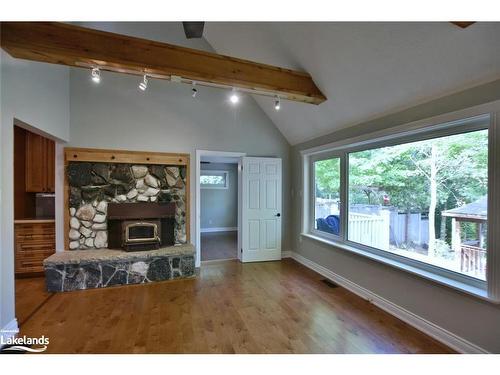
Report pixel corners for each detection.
[0,22,326,105]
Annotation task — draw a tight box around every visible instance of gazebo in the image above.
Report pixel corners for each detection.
[442,196,487,278]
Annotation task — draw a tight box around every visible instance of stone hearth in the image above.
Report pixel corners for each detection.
[44,244,195,292]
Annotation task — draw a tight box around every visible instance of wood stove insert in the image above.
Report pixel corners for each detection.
[107,202,176,251]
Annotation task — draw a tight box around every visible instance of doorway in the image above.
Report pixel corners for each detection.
[196,151,283,266]
[196,150,245,265]
[13,121,57,327]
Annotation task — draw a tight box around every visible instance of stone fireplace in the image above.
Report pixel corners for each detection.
[43,149,195,292]
[67,162,187,250]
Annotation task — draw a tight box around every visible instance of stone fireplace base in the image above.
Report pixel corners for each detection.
[43,244,195,292]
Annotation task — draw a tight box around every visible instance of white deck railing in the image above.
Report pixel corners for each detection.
[348,211,390,251]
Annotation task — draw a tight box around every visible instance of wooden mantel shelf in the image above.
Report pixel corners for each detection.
[64,147,189,166]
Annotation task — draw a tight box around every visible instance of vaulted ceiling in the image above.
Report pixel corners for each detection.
[77,22,500,145]
[205,22,500,145]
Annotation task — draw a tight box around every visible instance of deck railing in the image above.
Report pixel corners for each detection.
[460,244,487,277]
[348,211,390,251]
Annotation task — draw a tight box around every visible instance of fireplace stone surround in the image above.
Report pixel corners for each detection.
[67,162,187,250]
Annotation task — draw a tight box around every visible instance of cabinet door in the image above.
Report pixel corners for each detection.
[25,132,46,192]
[45,138,55,193]
[15,223,55,275]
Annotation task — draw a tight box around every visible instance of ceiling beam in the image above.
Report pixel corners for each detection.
[0,22,327,105]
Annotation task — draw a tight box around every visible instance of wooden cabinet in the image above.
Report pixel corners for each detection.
[15,222,55,275]
[25,132,55,193]
[45,139,55,192]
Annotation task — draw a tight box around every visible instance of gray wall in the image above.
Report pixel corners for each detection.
[291,78,500,353]
[200,163,238,229]
[0,51,70,333]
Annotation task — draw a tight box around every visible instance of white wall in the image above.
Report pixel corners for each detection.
[0,51,70,334]
[200,163,238,230]
[291,78,500,353]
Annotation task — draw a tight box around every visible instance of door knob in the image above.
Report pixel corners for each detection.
[276,213,281,217]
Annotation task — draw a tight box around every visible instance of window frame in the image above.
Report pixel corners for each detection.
[200,170,229,189]
[310,152,345,242]
[301,103,500,302]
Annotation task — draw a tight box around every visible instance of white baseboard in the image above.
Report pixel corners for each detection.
[201,227,237,233]
[281,250,292,258]
[288,251,488,354]
[0,318,19,347]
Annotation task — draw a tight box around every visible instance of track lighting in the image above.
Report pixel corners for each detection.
[91,68,101,83]
[139,75,149,91]
[229,88,239,104]
[89,68,283,109]
[192,82,198,98]
[274,96,281,111]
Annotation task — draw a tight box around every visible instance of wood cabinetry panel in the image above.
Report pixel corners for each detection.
[25,132,46,192]
[25,132,55,193]
[15,222,55,275]
[45,139,55,193]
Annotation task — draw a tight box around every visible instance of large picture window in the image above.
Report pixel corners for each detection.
[306,114,492,288]
[348,129,488,280]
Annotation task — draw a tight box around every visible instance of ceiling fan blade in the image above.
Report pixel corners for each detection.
[451,22,476,29]
[182,22,205,39]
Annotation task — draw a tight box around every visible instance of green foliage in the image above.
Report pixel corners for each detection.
[315,130,488,215]
[315,158,340,199]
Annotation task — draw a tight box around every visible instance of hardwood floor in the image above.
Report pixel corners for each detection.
[15,276,53,326]
[201,231,237,261]
[18,259,453,353]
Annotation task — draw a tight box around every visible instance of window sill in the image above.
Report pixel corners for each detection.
[300,232,498,304]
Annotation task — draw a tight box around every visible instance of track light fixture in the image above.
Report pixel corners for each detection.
[274,96,281,111]
[229,88,239,104]
[91,67,101,83]
[192,81,198,98]
[89,69,283,108]
[139,75,149,91]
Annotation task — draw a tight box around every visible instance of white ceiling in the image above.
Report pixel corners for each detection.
[204,22,500,145]
[77,22,500,146]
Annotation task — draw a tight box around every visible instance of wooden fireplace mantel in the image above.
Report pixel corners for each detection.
[63,147,191,249]
[64,147,189,166]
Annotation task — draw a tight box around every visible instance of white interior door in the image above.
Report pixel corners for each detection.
[241,157,282,262]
